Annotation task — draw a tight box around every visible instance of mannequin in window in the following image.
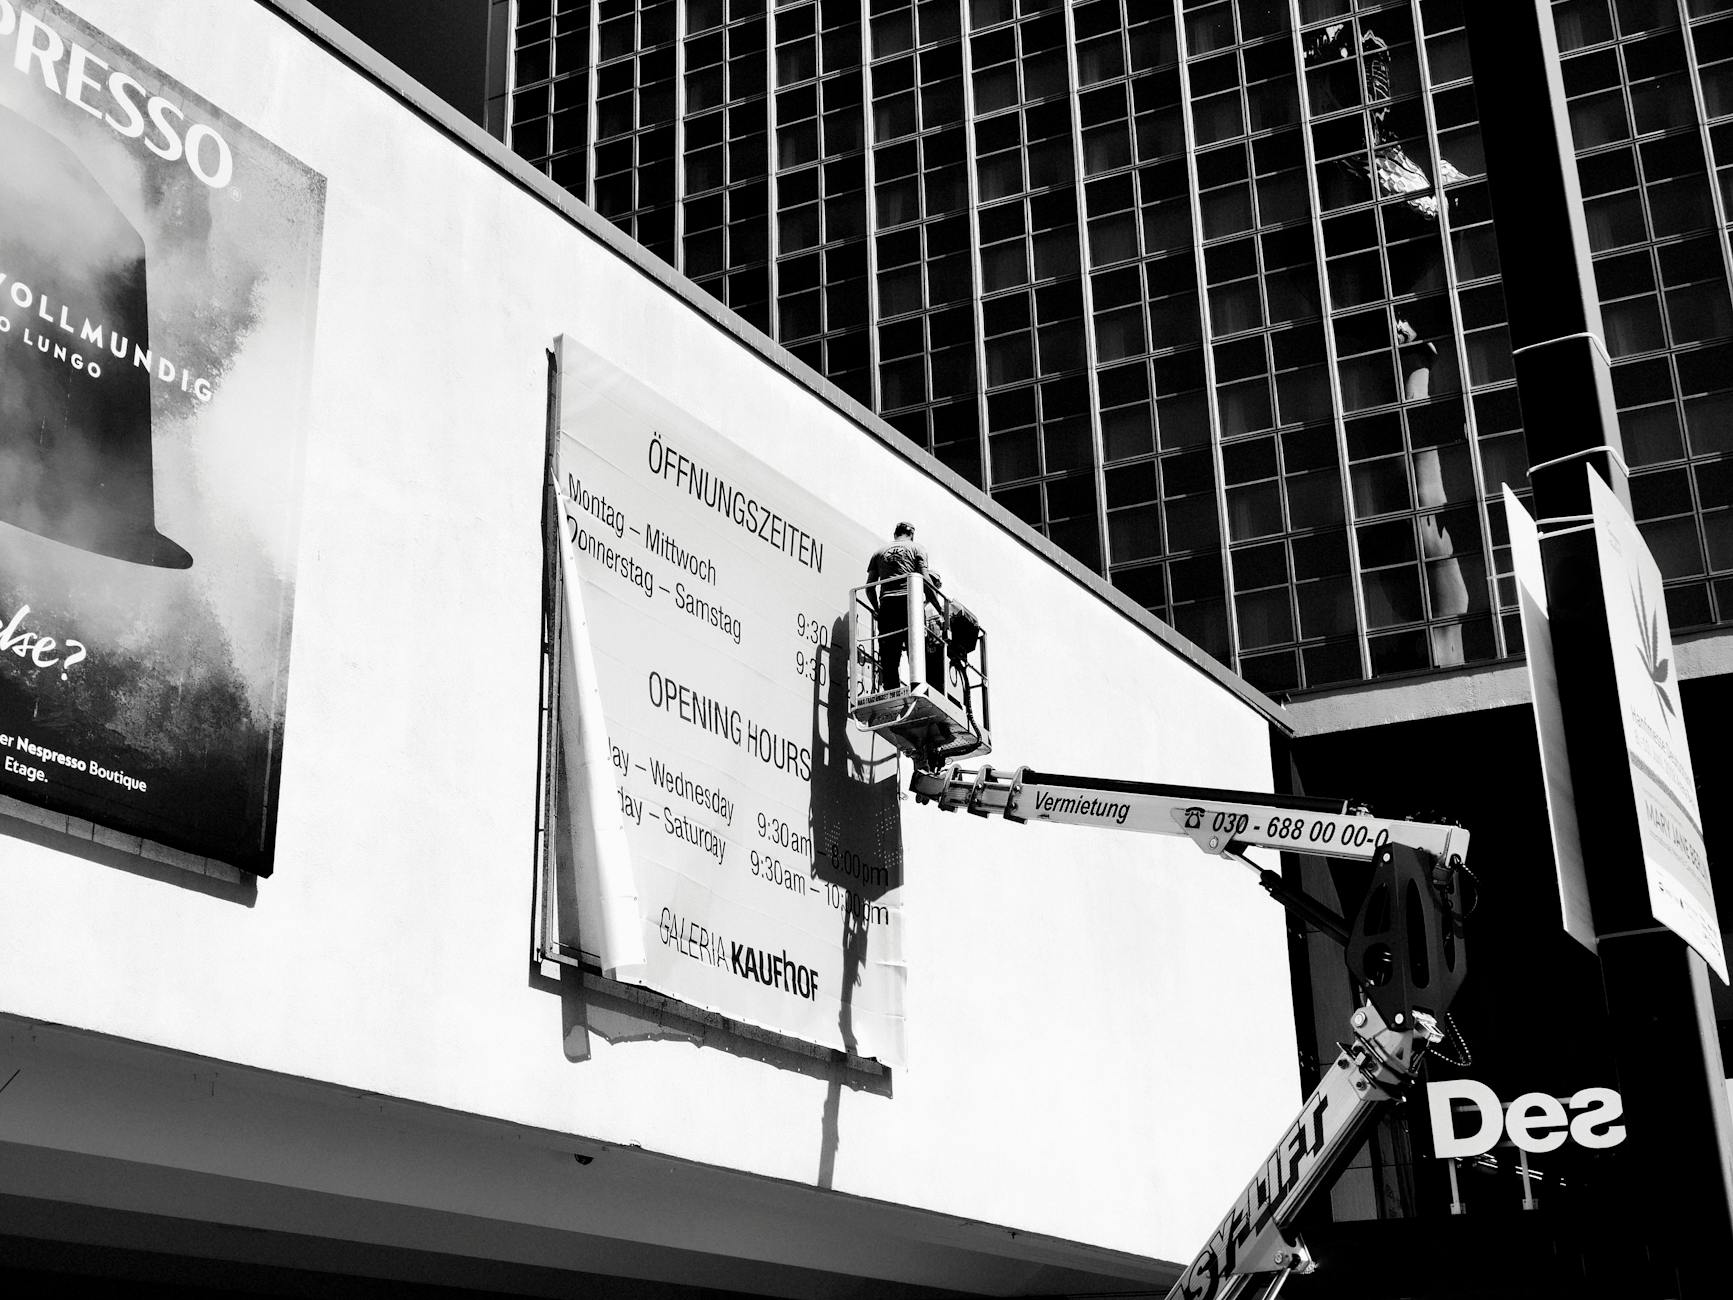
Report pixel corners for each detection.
[1307,21,1472,666]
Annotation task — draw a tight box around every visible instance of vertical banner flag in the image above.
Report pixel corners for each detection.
[1588,470,1725,981]
[1503,489,1594,952]
[551,337,907,1064]
[0,2,325,874]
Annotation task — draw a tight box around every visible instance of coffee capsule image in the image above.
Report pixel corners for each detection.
[0,104,192,568]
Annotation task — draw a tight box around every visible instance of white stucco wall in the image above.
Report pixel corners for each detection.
[0,0,1299,1286]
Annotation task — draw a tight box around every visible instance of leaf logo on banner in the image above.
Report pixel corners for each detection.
[1634,581,1677,722]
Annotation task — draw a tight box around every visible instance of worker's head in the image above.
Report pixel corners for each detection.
[894,521,916,539]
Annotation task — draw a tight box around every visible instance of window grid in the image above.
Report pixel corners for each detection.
[773,5,875,405]
[1063,0,1115,576]
[1687,3,1733,622]
[859,0,884,421]
[870,0,981,466]
[1294,2,1381,688]
[501,0,1733,692]
[1298,3,1503,682]
[1189,2,1347,691]
[772,5,873,391]
[1075,5,1228,650]
[1078,6,1218,637]
[589,0,679,262]
[972,0,1103,574]
[1416,0,1509,668]
[1177,4,1250,672]
[509,0,595,198]
[682,3,772,331]
[1680,2,1733,626]
[1557,0,1733,632]
[887,1,998,488]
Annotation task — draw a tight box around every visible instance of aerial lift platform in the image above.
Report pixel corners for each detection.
[846,572,991,769]
[847,593,1472,1300]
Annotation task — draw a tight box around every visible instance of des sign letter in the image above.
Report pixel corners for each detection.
[1426,1080,1625,1159]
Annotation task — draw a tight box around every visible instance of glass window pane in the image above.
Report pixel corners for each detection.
[1109,505,1163,562]
[1227,483,1284,542]
[1095,307,1148,361]
[1236,586,1296,646]
[1351,458,1412,515]
[1639,517,1706,577]
[1363,567,1425,628]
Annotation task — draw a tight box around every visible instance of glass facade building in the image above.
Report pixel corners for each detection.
[503,0,1733,695]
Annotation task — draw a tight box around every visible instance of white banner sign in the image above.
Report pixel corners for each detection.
[551,337,907,1063]
[1503,489,1594,953]
[1589,471,1725,982]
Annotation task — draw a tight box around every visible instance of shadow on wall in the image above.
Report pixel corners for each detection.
[0,801,257,904]
[809,616,903,1188]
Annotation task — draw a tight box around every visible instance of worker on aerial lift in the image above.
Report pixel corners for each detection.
[849,525,991,767]
[863,520,937,691]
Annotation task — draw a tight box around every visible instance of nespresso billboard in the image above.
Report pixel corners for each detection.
[0,1,324,874]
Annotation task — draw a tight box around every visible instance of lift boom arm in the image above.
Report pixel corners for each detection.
[1161,1000,1440,1300]
[911,763,1470,1300]
[909,764,1468,865]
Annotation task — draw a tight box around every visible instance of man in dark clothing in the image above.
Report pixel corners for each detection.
[865,521,935,691]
